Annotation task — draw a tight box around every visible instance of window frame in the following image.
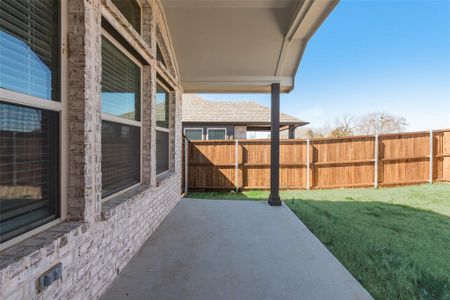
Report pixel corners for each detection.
[207,128,227,140]
[184,128,204,140]
[0,0,69,250]
[101,29,144,202]
[155,79,172,177]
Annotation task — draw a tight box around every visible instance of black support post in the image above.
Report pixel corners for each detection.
[288,125,296,139]
[268,83,282,206]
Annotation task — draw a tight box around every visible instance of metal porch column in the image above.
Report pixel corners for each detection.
[268,83,282,206]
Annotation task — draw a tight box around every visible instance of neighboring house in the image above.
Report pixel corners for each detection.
[0,0,336,299]
[182,95,308,140]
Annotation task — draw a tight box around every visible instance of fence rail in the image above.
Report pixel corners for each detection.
[183,129,450,191]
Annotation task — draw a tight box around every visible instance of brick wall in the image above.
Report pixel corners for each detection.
[234,126,247,140]
[0,0,183,299]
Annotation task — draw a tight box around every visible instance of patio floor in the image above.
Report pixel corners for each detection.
[101,198,372,300]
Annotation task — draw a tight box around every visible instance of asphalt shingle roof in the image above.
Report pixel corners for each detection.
[182,95,307,125]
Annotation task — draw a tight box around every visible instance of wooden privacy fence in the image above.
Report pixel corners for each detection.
[183,129,450,191]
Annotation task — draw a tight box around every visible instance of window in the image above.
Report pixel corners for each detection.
[111,0,142,34]
[184,128,203,140]
[156,44,167,68]
[1,0,60,100]
[156,82,170,175]
[101,34,142,198]
[101,121,140,197]
[0,0,61,244]
[102,37,141,121]
[207,129,227,140]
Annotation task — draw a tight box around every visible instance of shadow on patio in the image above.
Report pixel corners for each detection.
[101,198,372,300]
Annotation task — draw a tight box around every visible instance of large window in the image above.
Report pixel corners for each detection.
[111,0,141,34]
[184,128,203,140]
[101,34,141,198]
[0,0,61,244]
[207,128,227,140]
[156,83,170,175]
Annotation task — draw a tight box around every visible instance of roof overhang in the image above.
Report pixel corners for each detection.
[160,0,338,93]
[183,121,310,126]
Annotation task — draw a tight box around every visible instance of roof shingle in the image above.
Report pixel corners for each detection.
[182,95,307,125]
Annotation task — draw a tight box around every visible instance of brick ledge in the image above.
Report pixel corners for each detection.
[101,184,150,220]
[0,222,83,272]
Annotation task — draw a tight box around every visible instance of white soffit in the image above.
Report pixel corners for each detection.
[161,0,338,93]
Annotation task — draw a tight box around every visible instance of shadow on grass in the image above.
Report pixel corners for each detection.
[286,199,450,300]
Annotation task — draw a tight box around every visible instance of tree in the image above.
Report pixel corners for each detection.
[328,115,354,138]
[355,112,408,135]
[295,127,328,139]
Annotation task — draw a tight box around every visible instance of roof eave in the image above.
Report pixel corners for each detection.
[182,121,309,126]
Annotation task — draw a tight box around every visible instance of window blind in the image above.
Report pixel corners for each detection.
[102,37,141,121]
[0,0,59,101]
[156,130,169,175]
[101,121,140,198]
[0,101,59,242]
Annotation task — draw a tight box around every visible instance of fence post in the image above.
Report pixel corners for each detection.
[235,140,239,192]
[184,138,188,193]
[429,129,433,183]
[306,139,310,190]
[374,134,379,188]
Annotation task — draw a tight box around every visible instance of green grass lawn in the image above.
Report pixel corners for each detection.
[187,183,450,300]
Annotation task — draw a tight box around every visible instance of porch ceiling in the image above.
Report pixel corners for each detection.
[160,0,338,93]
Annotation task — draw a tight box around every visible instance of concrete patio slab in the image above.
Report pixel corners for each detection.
[101,199,372,300]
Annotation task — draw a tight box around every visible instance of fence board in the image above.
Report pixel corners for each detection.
[185,129,450,191]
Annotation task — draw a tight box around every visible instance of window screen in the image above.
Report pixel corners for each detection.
[156,130,169,175]
[111,0,141,33]
[208,129,226,140]
[102,37,141,121]
[185,129,203,140]
[0,0,60,101]
[0,102,59,243]
[101,121,140,198]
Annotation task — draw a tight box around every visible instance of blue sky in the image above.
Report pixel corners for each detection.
[198,0,450,131]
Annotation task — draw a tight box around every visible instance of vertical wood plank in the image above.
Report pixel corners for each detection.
[306,139,310,190]
[430,129,433,183]
[235,140,239,192]
[184,138,188,193]
[374,134,378,188]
